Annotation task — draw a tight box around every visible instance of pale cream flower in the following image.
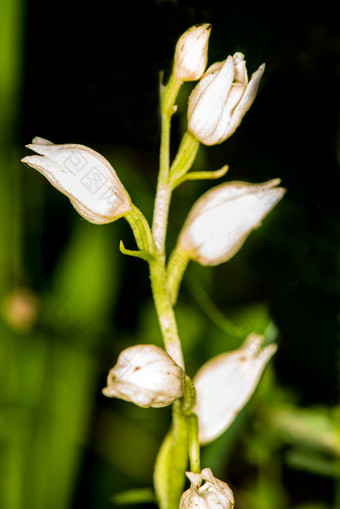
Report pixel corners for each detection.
[102,344,185,408]
[173,24,211,82]
[22,137,132,224]
[180,468,234,508]
[178,179,285,266]
[194,334,277,444]
[188,53,265,145]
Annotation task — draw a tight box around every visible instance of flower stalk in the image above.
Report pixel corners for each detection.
[154,401,189,509]
[188,414,201,474]
[152,74,182,253]
[149,257,185,368]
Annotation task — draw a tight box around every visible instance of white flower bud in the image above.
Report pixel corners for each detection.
[180,468,234,509]
[102,344,185,408]
[173,24,211,82]
[188,53,265,145]
[178,179,285,266]
[194,334,277,444]
[22,137,132,224]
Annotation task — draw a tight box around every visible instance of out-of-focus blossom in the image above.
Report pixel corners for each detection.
[1,287,39,332]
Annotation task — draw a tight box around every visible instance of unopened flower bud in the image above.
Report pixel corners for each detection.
[188,53,265,145]
[178,179,285,266]
[173,24,211,82]
[194,334,277,444]
[180,468,234,509]
[102,344,185,408]
[22,137,132,224]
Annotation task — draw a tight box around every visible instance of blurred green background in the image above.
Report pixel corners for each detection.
[0,1,339,508]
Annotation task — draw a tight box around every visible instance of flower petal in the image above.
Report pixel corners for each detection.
[222,63,265,139]
[188,57,235,144]
[194,334,277,444]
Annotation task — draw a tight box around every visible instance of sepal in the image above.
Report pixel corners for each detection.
[171,165,229,189]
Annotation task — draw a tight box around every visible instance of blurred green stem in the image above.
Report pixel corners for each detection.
[0,1,24,509]
[0,0,23,289]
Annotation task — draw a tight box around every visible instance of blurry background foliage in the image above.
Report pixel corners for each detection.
[0,0,339,508]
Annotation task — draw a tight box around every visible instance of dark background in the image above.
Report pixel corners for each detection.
[13,0,340,507]
[21,0,339,402]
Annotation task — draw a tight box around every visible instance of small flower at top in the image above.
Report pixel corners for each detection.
[22,137,132,224]
[188,52,265,145]
[180,468,234,508]
[102,344,185,408]
[173,24,211,82]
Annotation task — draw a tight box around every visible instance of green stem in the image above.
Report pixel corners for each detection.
[152,74,182,253]
[149,257,184,368]
[125,205,185,366]
[149,73,203,509]
[125,205,185,368]
[171,402,190,497]
[181,376,200,474]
